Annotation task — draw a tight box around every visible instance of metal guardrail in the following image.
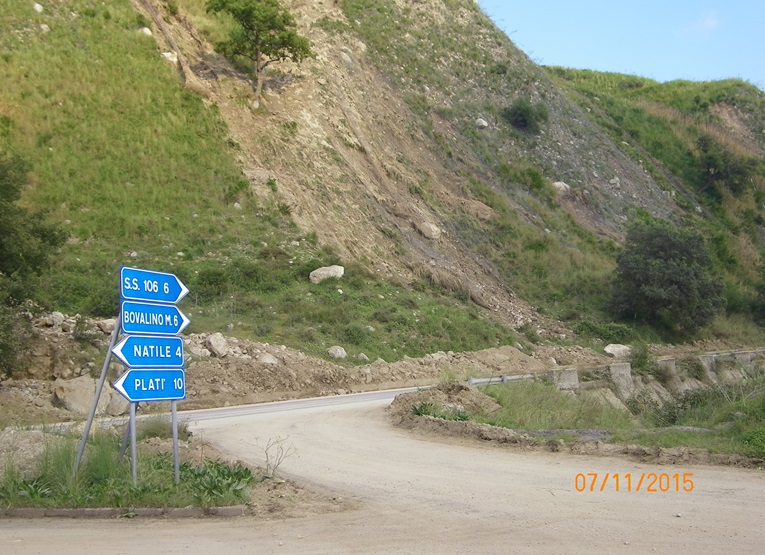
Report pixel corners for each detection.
[467,374,537,386]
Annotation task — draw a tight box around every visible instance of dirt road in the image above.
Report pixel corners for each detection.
[2,394,764,553]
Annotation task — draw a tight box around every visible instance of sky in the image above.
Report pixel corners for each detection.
[477,1,765,91]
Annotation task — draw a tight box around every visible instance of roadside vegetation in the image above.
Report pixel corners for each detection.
[0,421,257,509]
[411,364,765,459]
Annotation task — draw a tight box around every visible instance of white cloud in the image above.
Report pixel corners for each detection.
[676,12,720,39]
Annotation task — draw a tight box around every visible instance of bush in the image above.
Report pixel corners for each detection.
[610,218,725,334]
[501,97,549,133]
[743,429,765,457]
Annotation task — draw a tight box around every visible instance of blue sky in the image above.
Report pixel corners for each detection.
[477,1,765,90]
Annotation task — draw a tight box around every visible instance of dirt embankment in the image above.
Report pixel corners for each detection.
[1,312,601,427]
[0,311,750,429]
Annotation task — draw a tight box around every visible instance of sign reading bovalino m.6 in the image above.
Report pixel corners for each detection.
[120,300,190,336]
[120,266,189,305]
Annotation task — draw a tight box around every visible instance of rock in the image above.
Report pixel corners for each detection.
[604,344,631,358]
[140,27,152,36]
[328,346,347,359]
[357,353,370,362]
[309,265,345,284]
[96,318,117,334]
[553,181,571,193]
[161,51,178,64]
[415,221,441,241]
[233,202,242,210]
[33,3,43,13]
[205,332,229,357]
[475,118,489,129]
[186,341,210,358]
[51,312,65,327]
[105,390,129,416]
[40,23,50,33]
[54,376,109,416]
[259,353,279,366]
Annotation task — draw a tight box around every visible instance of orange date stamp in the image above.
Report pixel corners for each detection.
[574,472,695,493]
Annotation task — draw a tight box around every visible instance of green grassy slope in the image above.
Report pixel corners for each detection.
[0,0,517,365]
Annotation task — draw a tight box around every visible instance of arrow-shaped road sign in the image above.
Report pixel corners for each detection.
[120,266,189,305]
[112,335,184,368]
[120,300,190,336]
[113,368,186,402]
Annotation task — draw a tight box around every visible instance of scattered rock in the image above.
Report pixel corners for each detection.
[604,344,631,358]
[259,353,279,366]
[96,319,117,335]
[328,346,347,359]
[54,376,108,416]
[553,181,571,194]
[205,333,229,358]
[475,118,489,129]
[309,265,345,284]
[33,3,43,13]
[415,221,441,241]
[140,27,152,36]
[161,51,178,64]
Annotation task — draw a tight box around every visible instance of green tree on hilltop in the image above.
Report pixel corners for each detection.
[206,0,313,106]
[609,218,725,334]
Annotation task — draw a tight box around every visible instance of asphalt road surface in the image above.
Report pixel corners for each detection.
[2,390,764,554]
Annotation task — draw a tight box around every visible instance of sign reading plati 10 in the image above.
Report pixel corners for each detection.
[113,267,190,403]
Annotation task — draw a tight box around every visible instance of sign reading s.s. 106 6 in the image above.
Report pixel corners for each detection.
[120,267,189,305]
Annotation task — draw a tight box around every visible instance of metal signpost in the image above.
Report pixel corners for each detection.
[113,267,189,485]
[73,266,190,487]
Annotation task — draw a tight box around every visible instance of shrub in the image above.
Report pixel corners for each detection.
[501,97,549,133]
[742,429,765,457]
[610,218,725,334]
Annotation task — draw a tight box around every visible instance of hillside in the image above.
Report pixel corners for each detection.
[1,0,765,374]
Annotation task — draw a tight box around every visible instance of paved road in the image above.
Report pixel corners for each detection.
[3,391,765,554]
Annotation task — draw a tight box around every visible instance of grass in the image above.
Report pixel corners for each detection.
[480,381,634,430]
[428,365,765,458]
[0,429,256,509]
[615,368,765,458]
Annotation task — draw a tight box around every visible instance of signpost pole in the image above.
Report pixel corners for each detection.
[172,400,179,484]
[130,402,137,486]
[70,314,121,484]
[119,401,132,461]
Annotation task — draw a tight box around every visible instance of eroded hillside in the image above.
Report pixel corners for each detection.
[130,0,712,336]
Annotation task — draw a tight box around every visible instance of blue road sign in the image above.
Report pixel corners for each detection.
[120,267,189,305]
[113,368,186,402]
[120,301,190,336]
[112,335,184,368]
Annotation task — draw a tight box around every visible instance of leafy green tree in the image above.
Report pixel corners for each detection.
[609,218,725,334]
[0,152,66,374]
[206,0,313,105]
